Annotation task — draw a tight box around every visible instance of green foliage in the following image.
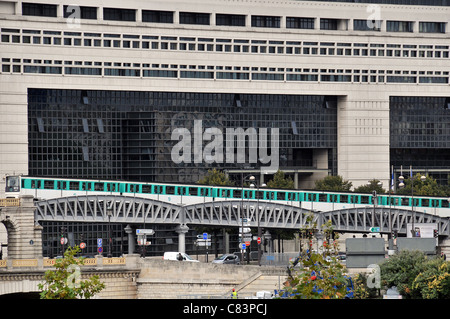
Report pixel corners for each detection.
[354,179,386,194]
[266,170,294,189]
[197,169,234,186]
[396,173,448,197]
[314,175,352,192]
[38,246,105,299]
[379,250,429,298]
[412,258,450,299]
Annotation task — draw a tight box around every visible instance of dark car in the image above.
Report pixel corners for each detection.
[212,254,240,264]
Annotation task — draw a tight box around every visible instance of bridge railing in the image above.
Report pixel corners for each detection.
[0,256,127,270]
[0,198,20,207]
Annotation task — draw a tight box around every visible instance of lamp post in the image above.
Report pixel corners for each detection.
[241,174,255,264]
[398,166,426,237]
[107,206,113,258]
[250,180,266,266]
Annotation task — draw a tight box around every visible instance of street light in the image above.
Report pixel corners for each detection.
[241,174,255,264]
[250,181,266,266]
[107,205,113,258]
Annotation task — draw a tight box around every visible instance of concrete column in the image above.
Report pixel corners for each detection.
[175,224,189,253]
[124,224,135,255]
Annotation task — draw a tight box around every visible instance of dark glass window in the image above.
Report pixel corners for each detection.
[179,12,210,25]
[286,17,315,29]
[22,2,57,17]
[103,8,136,22]
[216,14,246,26]
[386,20,413,32]
[251,15,280,28]
[419,22,446,33]
[142,10,173,23]
[353,19,381,31]
[63,5,97,20]
[320,18,339,30]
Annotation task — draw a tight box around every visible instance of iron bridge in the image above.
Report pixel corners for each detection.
[34,195,450,236]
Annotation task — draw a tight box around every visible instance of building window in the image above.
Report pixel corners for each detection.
[63,6,97,20]
[320,18,339,30]
[103,8,136,22]
[419,22,445,33]
[216,14,246,26]
[22,2,57,17]
[142,10,173,23]
[286,17,314,29]
[353,19,381,31]
[387,21,413,32]
[251,15,280,28]
[179,12,210,25]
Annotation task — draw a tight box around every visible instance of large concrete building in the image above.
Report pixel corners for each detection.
[1,0,450,195]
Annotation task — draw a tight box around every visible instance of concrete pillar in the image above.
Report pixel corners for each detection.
[175,224,189,253]
[124,224,135,255]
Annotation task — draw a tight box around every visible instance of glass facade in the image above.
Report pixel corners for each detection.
[390,96,450,185]
[28,89,338,183]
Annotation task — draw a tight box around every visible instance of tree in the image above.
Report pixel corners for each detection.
[379,250,428,298]
[38,246,105,299]
[266,170,294,189]
[314,175,352,192]
[396,173,448,197]
[197,168,234,186]
[354,179,386,194]
[412,257,450,299]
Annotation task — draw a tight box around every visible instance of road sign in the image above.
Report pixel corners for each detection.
[196,241,211,247]
[241,243,246,250]
[136,229,155,235]
[60,237,67,245]
[245,241,251,246]
[97,238,103,247]
[98,247,103,253]
[370,227,381,233]
[257,237,261,244]
[80,242,86,249]
[203,233,208,240]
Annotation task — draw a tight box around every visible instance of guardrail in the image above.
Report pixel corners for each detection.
[0,198,20,207]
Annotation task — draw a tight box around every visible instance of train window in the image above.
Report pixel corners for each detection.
[31,180,41,189]
[142,185,151,193]
[166,186,175,195]
[94,183,103,191]
[341,195,348,203]
[319,194,327,202]
[6,176,20,192]
[277,192,285,200]
[189,187,198,196]
[44,180,54,189]
[234,189,242,198]
[69,181,79,190]
[360,196,370,204]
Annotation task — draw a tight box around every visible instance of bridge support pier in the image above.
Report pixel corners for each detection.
[124,225,135,255]
[0,195,43,259]
[175,224,189,253]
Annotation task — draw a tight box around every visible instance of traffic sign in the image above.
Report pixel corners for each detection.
[98,247,103,253]
[257,237,261,244]
[203,233,208,240]
[60,237,67,245]
[136,229,155,235]
[241,243,246,250]
[97,238,103,247]
[80,242,86,249]
[245,241,251,246]
[370,227,381,233]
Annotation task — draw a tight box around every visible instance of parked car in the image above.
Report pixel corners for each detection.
[163,251,199,262]
[212,254,240,264]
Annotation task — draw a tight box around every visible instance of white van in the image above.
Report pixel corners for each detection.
[163,252,199,262]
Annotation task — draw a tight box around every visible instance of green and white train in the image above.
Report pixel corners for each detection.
[5,175,450,217]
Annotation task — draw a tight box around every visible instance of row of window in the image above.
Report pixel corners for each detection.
[2,57,449,84]
[2,28,449,60]
[21,3,448,33]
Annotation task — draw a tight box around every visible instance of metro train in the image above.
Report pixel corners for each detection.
[4,175,450,217]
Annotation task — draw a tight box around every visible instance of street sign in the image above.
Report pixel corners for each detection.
[203,233,208,240]
[80,242,86,249]
[370,227,381,233]
[97,238,103,247]
[196,241,211,247]
[98,247,103,253]
[60,237,67,245]
[245,241,251,246]
[241,243,246,250]
[136,229,155,235]
[257,237,261,244]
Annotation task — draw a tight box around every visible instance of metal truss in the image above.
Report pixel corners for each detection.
[34,195,450,236]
